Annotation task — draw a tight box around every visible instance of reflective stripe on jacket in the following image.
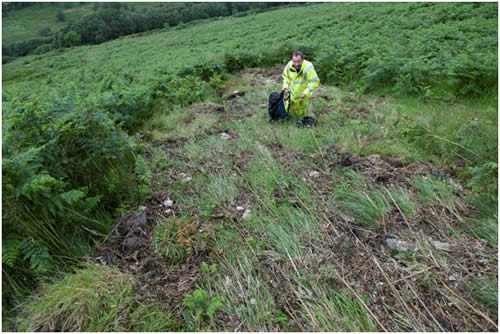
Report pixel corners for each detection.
[282,59,320,100]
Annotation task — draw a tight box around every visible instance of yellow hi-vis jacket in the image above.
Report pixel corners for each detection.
[282,59,320,101]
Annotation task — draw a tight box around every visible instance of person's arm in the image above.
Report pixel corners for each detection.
[303,64,320,98]
[282,62,290,91]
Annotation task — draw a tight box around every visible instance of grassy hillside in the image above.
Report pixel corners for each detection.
[3,2,497,331]
[2,3,93,44]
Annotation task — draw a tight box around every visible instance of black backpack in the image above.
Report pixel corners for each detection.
[268,91,290,122]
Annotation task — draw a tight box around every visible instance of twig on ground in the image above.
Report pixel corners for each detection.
[344,254,371,279]
[391,265,435,284]
[309,128,324,158]
[285,247,302,278]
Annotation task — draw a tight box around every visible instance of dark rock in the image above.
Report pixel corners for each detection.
[340,151,360,166]
[118,210,147,235]
[431,168,445,180]
[122,236,147,252]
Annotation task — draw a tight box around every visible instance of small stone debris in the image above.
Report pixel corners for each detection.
[385,238,419,252]
[242,208,252,220]
[341,214,355,223]
[179,172,192,183]
[220,132,231,140]
[250,298,257,305]
[165,209,172,214]
[163,199,174,207]
[448,177,464,192]
[226,90,246,100]
[309,171,320,178]
[236,206,245,211]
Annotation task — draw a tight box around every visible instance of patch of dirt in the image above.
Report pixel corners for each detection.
[234,66,283,89]
[93,190,215,309]
[323,144,434,184]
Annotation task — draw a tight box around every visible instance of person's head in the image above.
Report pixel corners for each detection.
[292,51,304,70]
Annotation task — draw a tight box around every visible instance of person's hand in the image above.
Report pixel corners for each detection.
[299,93,306,99]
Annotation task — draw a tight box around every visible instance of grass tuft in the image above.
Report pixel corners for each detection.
[16,263,178,331]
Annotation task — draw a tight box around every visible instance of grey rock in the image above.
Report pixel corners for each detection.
[386,238,419,252]
[122,236,147,252]
[431,240,457,252]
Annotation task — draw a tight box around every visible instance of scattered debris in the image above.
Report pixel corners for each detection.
[163,199,174,207]
[236,206,245,211]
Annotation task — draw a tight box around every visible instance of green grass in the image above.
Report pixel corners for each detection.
[472,275,498,314]
[302,290,377,331]
[336,187,390,229]
[412,176,456,207]
[15,263,178,331]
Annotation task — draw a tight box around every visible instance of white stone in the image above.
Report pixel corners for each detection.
[309,171,320,178]
[165,209,172,214]
[242,208,251,220]
[236,206,245,211]
[220,132,231,140]
[250,298,257,305]
[341,214,355,223]
[164,199,174,207]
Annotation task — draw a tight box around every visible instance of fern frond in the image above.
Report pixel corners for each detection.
[18,238,54,273]
[60,189,86,205]
[2,233,22,267]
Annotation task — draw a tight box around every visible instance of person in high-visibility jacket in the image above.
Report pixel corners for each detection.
[282,51,320,117]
